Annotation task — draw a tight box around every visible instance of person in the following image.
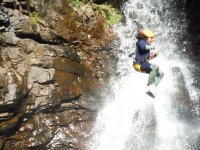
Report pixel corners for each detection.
[133,29,164,95]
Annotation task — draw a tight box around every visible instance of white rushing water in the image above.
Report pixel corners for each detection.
[89,0,200,150]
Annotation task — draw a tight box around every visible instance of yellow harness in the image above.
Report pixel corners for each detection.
[133,63,144,73]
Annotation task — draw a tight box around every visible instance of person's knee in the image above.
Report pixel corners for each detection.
[159,71,164,78]
[151,65,164,77]
[151,64,159,72]
[155,66,159,72]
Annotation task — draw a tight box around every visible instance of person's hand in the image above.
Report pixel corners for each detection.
[147,50,158,62]
[152,49,159,57]
[128,53,134,57]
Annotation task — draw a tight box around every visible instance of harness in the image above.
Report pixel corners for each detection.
[133,63,142,72]
[133,59,145,72]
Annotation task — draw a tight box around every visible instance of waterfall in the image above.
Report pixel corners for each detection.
[89,0,200,150]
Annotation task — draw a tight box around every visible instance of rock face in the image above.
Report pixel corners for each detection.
[0,0,117,149]
[170,67,194,122]
[185,0,200,57]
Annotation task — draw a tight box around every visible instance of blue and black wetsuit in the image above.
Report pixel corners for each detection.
[134,39,154,73]
[134,39,164,86]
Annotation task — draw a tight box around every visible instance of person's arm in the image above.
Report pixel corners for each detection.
[139,40,155,51]
[148,49,159,61]
[145,44,155,50]
[129,52,135,57]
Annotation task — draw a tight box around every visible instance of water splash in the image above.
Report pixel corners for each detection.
[89,0,200,149]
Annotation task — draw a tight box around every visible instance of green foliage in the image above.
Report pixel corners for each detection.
[29,12,40,24]
[69,0,85,7]
[67,1,122,26]
[75,20,82,27]
[92,4,122,26]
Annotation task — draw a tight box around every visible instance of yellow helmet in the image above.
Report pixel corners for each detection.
[138,29,155,38]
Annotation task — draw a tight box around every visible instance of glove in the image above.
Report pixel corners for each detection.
[129,53,135,57]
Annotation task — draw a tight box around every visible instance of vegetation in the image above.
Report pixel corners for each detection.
[68,0,86,7]
[92,4,122,26]
[53,0,122,53]
[68,0,122,26]
[29,12,41,24]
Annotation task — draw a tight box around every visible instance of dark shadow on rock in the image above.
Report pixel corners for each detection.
[41,93,97,115]
[53,59,85,76]
[16,33,69,45]
[170,66,195,123]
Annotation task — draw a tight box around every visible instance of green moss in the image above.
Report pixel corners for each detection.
[68,0,85,7]
[29,12,41,24]
[75,20,82,27]
[92,4,122,26]
[67,1,122,26]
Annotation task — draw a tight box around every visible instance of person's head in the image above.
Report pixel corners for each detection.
[137,29,155,44]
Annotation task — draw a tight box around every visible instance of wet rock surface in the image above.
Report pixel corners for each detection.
[170,67,194,121]
[0,0,118,149]
[185,0,200,58]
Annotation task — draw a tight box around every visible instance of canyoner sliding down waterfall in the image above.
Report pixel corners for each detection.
[131,29,164,97]
[89,0,200,149]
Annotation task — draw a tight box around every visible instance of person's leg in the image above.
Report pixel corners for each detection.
[141,62,151,73]
[154,69,164,87]
[148,64,164,87]
[141,62,164,87]
[140,62,155,85]
[147,64,158,86]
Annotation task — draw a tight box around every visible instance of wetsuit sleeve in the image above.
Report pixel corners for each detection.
[145,44,155,50]
[138,40,155,51]
[138,40,147,50]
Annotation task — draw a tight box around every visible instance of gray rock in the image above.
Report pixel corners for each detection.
[2,0,14,3]
[4,72,17,102]
[5,83,17,102]
[28,66,55,89]
[0,26,5,30]
[0,112,13,121]
[1,32,19,45]
[1,47,22,63]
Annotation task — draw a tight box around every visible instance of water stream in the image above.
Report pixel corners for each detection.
[89,0,200,149]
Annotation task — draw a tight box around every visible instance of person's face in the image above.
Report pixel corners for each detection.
[146,37,154,44]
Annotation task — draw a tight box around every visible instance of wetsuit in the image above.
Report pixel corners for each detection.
[134,39,164,86]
